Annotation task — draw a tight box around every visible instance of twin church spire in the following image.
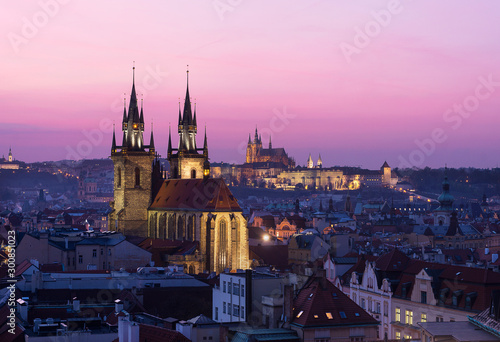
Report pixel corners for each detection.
[112,65,209,179]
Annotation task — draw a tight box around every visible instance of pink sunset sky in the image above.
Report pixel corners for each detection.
[1,0,499,169]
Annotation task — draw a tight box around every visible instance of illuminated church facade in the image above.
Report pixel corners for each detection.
[110,68,249,273]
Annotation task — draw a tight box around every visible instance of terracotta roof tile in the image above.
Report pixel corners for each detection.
[292,272,378,328]
[150,178,241,212]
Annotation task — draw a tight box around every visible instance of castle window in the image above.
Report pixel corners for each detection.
[117,168,122,188]
[135,167,140,187]
[191,169,196,178]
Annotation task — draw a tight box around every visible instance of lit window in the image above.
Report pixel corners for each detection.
[405,310,413,325]
[395,308,401,322]
[421,313,427,322]
[326,312,333,319]
[313,315,318,319]
[395,331,401,340]
[296,311,303,318]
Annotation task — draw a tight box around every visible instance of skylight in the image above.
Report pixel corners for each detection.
[314,315,318,319]
[355,313,360,317]
[326,312,333,319]
[339,312,347,319]
[296,311,303,318]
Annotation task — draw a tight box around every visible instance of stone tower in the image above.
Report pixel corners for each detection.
[109,66,156,236]
[167,69,209,179]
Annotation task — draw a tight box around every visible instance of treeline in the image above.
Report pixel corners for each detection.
[395,167,500,200]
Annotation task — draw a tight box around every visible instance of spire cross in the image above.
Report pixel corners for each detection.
[186,65,189,85]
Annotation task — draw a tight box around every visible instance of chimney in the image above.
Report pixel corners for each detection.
[115,299,124,313]
[315,268,328,289]
[129,322,140,342]
[283,285,294,328]
[118,313,130,342]
[16,298,28,321]
[72,297,80,312]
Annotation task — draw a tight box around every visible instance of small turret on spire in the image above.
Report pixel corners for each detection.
[193,100,197,126]
[167,124,172,157]
[140,98,144,124]
[111,124,117,152]
[178,99,182,126]
[203,124,208,157]
[122,95,127,128]
[149,121,155,151]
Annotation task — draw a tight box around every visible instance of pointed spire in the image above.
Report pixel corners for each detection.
[254,126,258,142]
[150,121,155,149]
[140,98,144,124]
[183,66,193,125]
[178,98,182,126]
[111,124,117,152]
[259,134,262,143]
[203,124,208,157]
[269,135,272,149]
[129,63,139,124]
[248,133,252,144]
[193,99,197,126]
[122,96,127,124]
[167,124,172,156]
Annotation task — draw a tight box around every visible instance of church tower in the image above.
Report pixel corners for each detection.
[8,147,12,162]
[168,69,209,179]
[110,66,156,236]
[433,167,454,226]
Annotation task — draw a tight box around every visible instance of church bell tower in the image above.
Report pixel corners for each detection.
[167,68,209,179]
[110,66,157,237]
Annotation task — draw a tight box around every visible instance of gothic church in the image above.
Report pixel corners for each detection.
[109,68,249,273]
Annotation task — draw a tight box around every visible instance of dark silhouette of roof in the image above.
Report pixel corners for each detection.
[292,271,378,328]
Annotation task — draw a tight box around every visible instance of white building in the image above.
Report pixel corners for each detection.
[212,270,283,324]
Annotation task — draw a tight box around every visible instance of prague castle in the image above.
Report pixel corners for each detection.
[245,127,295,167]
[109,67,249,273]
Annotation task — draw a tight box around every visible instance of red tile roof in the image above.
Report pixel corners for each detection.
[138,323,191,342]
[375,248,410,272]
[150,178,241,212]
[292,272,378,328]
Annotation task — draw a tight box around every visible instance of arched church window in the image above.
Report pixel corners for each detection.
[191,169,196,178]
[135,167,140,187]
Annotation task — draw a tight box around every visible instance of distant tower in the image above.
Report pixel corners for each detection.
[307,154,314,169]
[317,154,322,168]
[433,167,454,226]
[168,68,209,179]
[381,161,391,185]
[345,193,353,213]
[110,65,156,237]
[8,147,12,162]
[269,136,272,149]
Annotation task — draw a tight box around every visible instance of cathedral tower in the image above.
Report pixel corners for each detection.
[168,69,209,179]
[110,66,156,236]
